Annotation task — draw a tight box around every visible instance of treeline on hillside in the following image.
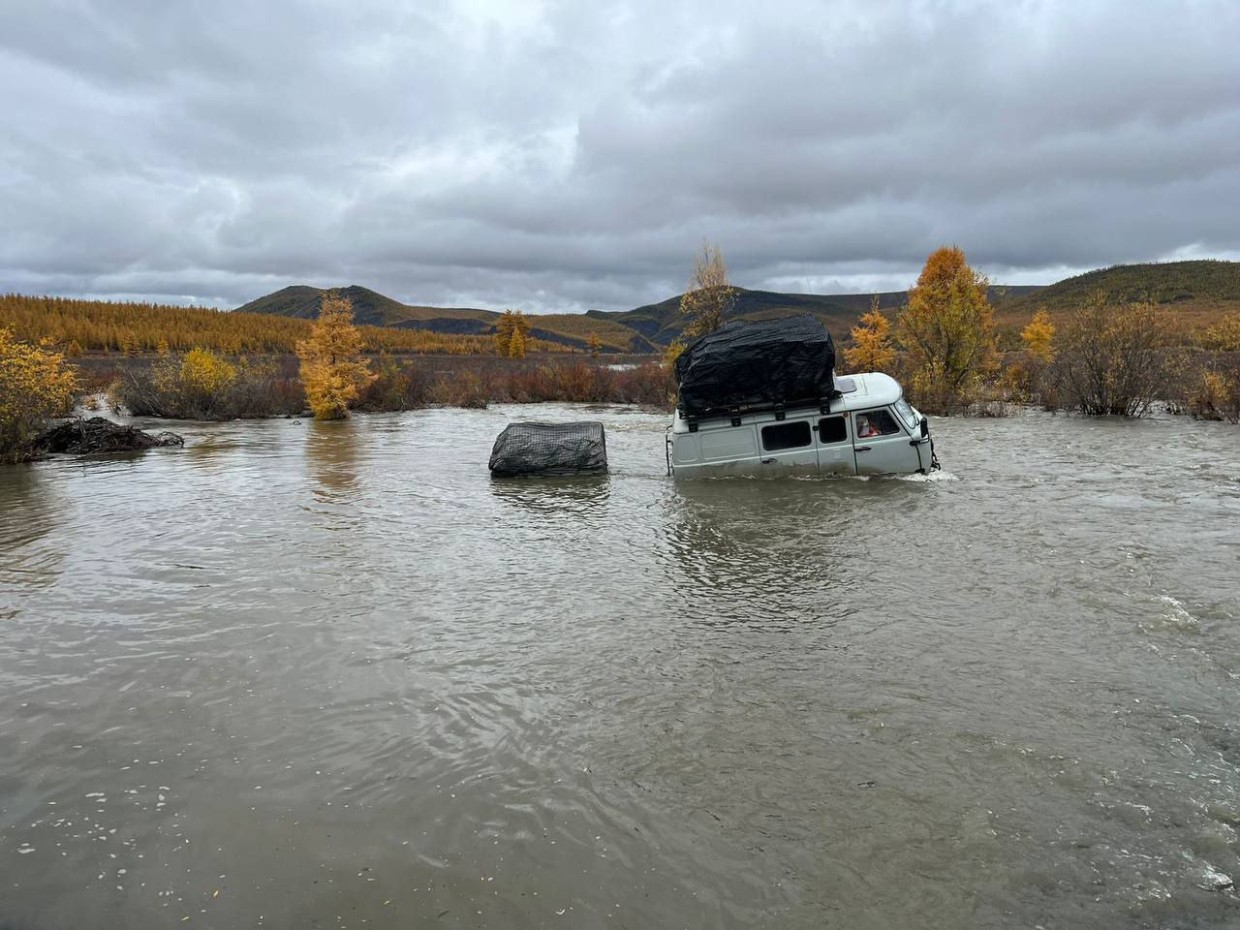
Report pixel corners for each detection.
[839,250,1240,422]
[0,294,575,357]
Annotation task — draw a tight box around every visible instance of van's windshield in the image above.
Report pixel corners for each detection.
[893,398,918,430]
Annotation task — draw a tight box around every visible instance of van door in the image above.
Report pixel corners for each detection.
[852,408,917,475]
[757,418,818,474]
[815,414,855,475]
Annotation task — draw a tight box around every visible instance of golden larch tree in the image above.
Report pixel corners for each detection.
[896,246,997,411]
[495,310,516,356]
[296,294,375,420]
[844,298,896,372]
[495,310,531,357]
[508,321,527,358]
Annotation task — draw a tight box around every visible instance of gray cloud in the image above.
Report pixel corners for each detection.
[2,0,1238,313]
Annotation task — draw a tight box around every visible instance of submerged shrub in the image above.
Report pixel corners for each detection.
[354,353,432,412]
[174,348,238,415]
[1047,297,1172,417]
[112,350,303,419]
[0,328,78,463]
[1186,357,1240,423]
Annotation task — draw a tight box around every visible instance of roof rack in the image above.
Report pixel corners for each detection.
[679,391,843,428]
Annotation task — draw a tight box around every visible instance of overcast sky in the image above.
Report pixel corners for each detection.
[2,0,1238,314]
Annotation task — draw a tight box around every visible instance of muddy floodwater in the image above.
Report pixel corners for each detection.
[2,405,1239,929]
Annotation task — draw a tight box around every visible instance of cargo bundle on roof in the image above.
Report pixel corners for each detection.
[488,421,608,477]
[674,315,837,422]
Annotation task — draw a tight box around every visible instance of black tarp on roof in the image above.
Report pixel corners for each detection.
[674,315,836,419]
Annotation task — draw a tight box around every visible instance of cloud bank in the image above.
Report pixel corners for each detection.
[2,0,1238,312]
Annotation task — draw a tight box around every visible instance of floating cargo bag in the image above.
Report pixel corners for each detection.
[488,421,608,477]
[675,315,837,420]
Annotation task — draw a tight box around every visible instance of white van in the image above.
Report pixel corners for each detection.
[666,372,937,478]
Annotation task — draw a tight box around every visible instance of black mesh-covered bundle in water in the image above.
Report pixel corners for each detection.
[674,315,837,419]
[488,421,608,477]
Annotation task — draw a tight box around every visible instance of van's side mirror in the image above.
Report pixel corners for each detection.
[919,417,929,438]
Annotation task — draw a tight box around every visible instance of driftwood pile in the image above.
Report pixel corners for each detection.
[34,417,184,455]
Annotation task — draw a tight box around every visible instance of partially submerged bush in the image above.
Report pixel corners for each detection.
[1186,355,1240,422]
[354,352,432,412]
[112,349,304,419]
[174,348,238,416]
[1046,298,1172,417]
[0,328,78,463]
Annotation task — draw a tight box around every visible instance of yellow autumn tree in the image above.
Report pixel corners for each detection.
[0,328,78,462]
[495,310,531,358]
[495,310,516,356]
[896,246,997,412]
[1021,309,1056,362]
[508,322,527,358]
[587,332,602,358]
[1001,308,1057,402]
[296,294,375,420]
[844,298,896,372]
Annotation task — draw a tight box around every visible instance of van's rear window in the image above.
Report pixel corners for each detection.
[761,421,812,451]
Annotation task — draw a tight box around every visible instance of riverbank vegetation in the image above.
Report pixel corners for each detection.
[91,293,672,421]
[0,328,78,462]
[841,248,1240,423]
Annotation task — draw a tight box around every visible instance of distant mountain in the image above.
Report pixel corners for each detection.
[235,284,494,329]
[586,289,883,344]
[236,285,656,353]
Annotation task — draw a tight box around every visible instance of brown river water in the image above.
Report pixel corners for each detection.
[2,405,1239,929]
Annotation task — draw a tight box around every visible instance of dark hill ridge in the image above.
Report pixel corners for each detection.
[589,285,1044,344]
[236,261,1240,352]
[235,284,494,328]
[236,284,655,353]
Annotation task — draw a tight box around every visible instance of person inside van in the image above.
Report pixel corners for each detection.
[856,415,879,438]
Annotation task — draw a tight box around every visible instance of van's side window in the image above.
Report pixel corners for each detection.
[855,409,901,438]
[817,417,848,444]
[761,421,812,451]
